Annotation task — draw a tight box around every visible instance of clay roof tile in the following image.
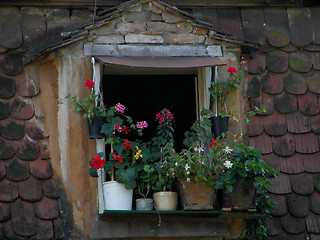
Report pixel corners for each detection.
[249,92,274,116]
[280,154,304,174]
[15,67,40,97]
[294,133,319,154]
[246,52,266,74]
[0,202,10,222]
[284,70,308,95]
[290,172,314,195]
[269,193,288,216]
[310,190,320,214]
[8,95,34,120]
[265,216,283,236]
[5,157,29,181]
[0,53,23,76]
[286,111,311,134]
[248,132,273,154]
[287,8,313,47]
[0,137,14,160]
[289,51,312,73]
[286,192,310,218]
[269,173,292,194]
[274,91,298,114]
[305,71,320,94]
[0,178,18,202]
[0,100,9,120]
[246,115,264,137]
[34,195,59,220]
[280,212,306,234]
[29,158,53,180]
[217,8,244,40]
[313,173,320,192]
[10,199,37,237]
[297,91,320,115]
[303,152,320,173]
[13,137,39,161]
[18,176,42,202]
[0,160,5,180]
[306,212,320,233]
[264,7,290,48]
[262,153,281,173]
[310,8,320,45]
[33,219,54,239]
[263,110,287,136]
[272,133,295,157]
[0,75,15,99]
[261,71,285,95]
[1,118,25,140]
[266,50,289,73]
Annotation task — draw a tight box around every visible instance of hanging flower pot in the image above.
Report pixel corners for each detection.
[210,116,229,138]
[102,181,133,210]
[222,179,256,211]
[177,179,217,210]
[87,116,106,139]
[153,191,178,211]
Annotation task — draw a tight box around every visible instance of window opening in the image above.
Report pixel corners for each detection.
[102,74,197,151]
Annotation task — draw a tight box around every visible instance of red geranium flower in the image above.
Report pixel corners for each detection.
[209,139,217,148]
[123,139,133,150]
[227,67,238,74]
[121,126,130,135]
[112,154,124,163]
[91,154,105,169]
[85,79,95,88]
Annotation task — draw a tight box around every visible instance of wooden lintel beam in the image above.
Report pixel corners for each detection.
[0,0,305,8]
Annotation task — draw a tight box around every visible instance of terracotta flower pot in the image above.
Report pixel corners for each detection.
[222,179,256,211]
[177,179,216,210]
[153,191,178,211]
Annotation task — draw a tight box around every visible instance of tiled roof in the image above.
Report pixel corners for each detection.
[202,6,320,239]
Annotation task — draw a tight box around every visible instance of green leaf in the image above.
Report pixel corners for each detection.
[89,167,98,177]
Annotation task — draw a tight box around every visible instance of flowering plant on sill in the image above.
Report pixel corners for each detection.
[145,108,177,192]
[89,103,149,189]
[67,79,106,121]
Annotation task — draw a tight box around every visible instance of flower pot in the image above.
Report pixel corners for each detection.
[210,116,229,138]
[177,179,216,210]
[102,181,133,210]
[153,191,178,211]
[222,179,256,211]
[135,198,153,211]
[87,116,106,139]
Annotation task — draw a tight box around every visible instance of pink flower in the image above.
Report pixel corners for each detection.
[85,79,95,88]
[115,103,125,113]
[136,121,148,129]
[227,67,238,74]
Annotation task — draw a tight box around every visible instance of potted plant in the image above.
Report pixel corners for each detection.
[135,161,157,211]
[67,79,106,139]
[147,108,178,211]
[174,109,223,210]
[213,141,278,239]
[208,67,243,138]
[89,103,148,210]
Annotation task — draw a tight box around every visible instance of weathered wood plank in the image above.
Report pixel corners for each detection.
[0,0,304,7]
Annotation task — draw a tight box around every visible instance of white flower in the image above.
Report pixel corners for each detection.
[223,160,233,169]
[187,178,191,182]
[175,162,178,166]
[223,146,233,154]
[186,171,190,175]
[194,146,204,153]
[185,164,190,171]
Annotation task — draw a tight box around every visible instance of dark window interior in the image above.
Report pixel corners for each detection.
[103,74,197,151]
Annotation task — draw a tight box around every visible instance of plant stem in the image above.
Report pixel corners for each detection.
[111,142,114,181]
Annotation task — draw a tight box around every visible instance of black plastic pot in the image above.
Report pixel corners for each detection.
[87,116,106,139]
[209,116,229,138]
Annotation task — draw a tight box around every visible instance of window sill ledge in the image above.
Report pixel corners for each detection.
[90,210,263,239]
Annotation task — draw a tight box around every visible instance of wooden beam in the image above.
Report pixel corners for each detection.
[0,0,304,8]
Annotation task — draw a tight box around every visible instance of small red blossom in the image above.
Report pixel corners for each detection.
[209,139,218,148]
[85,79,95,88]
[121,126,130,135]
[112,154,124,163]
[227,67,238,74]
[91,154,105,169]
[51,83,56,88]
[114,124,122,132]
[123,139,133,150]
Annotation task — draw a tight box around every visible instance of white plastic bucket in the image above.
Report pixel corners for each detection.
[102,181,133,210]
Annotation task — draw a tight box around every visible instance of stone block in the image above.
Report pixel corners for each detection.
[146,22,192,33]
[115,22,146,34]
[121,11,161,23]
[193,27,208,35]
[125,33,164,44]
[91,18,120,35]
[165,33,205,44]
[93,35,125,44]
[142,2,164,14]
[162,10,185,23]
